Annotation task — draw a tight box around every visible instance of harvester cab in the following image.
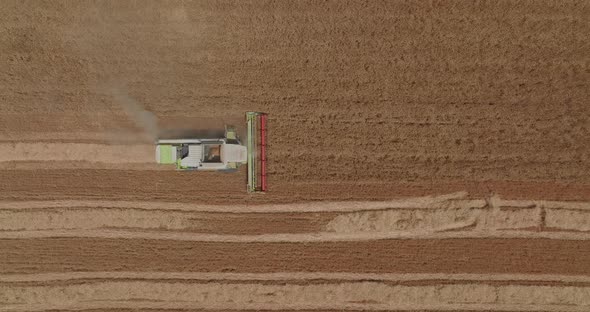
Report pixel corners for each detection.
[155,112,267,193]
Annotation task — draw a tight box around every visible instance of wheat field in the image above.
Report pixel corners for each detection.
[1,0,589,311]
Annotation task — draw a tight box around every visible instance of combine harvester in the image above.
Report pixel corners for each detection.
[155,112,268,192]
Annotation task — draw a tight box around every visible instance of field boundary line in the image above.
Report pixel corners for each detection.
[2,228,590,241]
[2,300,588,312]
[2,271,590,283]
[1,194,588,213]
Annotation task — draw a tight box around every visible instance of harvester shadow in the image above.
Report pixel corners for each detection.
[157,128,226,140]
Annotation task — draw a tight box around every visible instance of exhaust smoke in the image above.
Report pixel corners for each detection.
[108,85,160,143]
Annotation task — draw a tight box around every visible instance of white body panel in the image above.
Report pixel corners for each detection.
[180,145,202,168]
[222,144,247,163]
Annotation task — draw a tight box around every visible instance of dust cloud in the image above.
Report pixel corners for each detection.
[108,86,160,143]
[105,85,232,143]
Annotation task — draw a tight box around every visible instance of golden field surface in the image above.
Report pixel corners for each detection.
[0,0,589,311]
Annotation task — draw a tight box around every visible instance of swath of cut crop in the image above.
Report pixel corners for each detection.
[1,278,590,311]
[0,192,489,213]
[2,194,590,238]
[0,143,154,164]
[3,228,590,242]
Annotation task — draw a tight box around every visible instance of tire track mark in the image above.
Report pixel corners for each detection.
[3,272,590,284]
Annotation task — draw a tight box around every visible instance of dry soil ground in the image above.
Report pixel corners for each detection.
[0,0,589,311]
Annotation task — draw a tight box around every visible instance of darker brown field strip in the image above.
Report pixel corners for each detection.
[1,169,590,203]
[1,238,589,275]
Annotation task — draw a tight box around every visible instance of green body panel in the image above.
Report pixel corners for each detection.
[246,112,258,192]
[158,145,175,164]
[226,126,237,140]
[246,112,256,192]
